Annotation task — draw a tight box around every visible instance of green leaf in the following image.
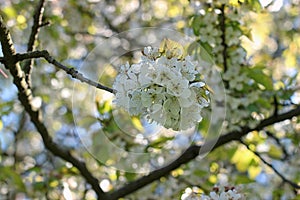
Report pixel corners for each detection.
[287,71,298,86]
[0,167,26,192]
[33,181,46,190]
[248,165,261,179]
[246,0,262,12]
[187,41,199,56]
[191,16,201,36]
[268,144,283,159]
[146,136,174,150]
[197,116,209,134]
[231,147,254,172]
[26,166,42,173]
[247,103,259,112]
[131,117,144,132]
[97,100,111,115]
[199,42,214,64]
[2,6,17,18]
[256,98,272,109]
[245,66,273,90]
[240,26,253,41]
[124,172,136,181]
[193,169,208,177]
[235,175,255,184]
[0,101,14,115]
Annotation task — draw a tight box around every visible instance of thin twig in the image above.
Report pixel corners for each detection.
[13,50,115,94]
[240,140,300,189]
[106,106,300,199]
[220,4,228,73]
[265,131,289,160]
[273,95,278,116]
[23,0,46,86]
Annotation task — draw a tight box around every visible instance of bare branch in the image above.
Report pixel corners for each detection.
[106,106,300,199]
[220,4,228,73]
[13,50,115,94]
[40,20,51,27]
[0,16,107,199]
[27,0,46,52]
[23,0,46,86]
[273,95,279,116]
[240,140,300,189]
[265,130,289,160]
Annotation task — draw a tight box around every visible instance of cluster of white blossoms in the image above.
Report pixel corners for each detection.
[113,40,210,131]
[192,3,263,131]
[181,186,245,200]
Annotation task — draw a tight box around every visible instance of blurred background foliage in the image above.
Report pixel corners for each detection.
[0,0,299,199]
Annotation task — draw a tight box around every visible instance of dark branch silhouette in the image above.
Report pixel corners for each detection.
[220,4,228,73]
[106,106,300,199]
[0,16,107,199]
[23,0,46,87]
[12,50,115,94]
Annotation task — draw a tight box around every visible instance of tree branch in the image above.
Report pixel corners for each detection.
[220,4,228,73]
[13,50,115,94]
[107,106,300,199]
[23,0,46,86]
[0,16,107,199]
[265,130,289,160]
[273,95,279,116]
[240,140,300,189]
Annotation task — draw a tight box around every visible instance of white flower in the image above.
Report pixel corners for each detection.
[148,103,165,123]
[190,82,205,88]
[129,90,143,115]
[181,188,200,200]
[181,192,200,200]
[156,65,177,85]
[143,46,160,60]
[166,79,189,97]
[120,62,130,73]
[114,92,130,110]
[209,191,220,200]
[200,186,246,200]
[178,91,196,108]
[130,63,141,74]
[113,42,210,131]
[141,90,152,107]
[180,103,202,130]
[124,79,138,91]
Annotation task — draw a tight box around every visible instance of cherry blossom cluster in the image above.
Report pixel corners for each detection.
[113,45,210,131]
[192,3,261,131]
[181,186,245,200]
[194,7,247,85]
